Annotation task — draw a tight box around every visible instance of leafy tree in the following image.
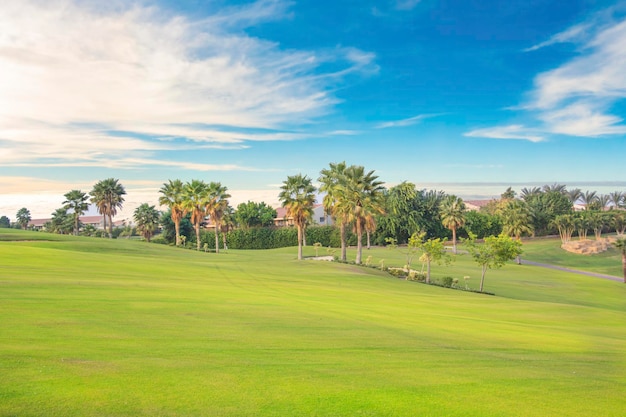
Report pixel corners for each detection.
[63,189,89,235]
[319,162,349,261]
[500,200,533,264]
[589,211,608,240]
[16,207,31,230]
[158,179,186,246]
[134,203,160,242]
[335,165,384,264]
[526,191,573,235]
[608,191,624,209]
[160,210,193,244]
[575,211,591,240]
[460,211,502,239]
[417,236,450,284]
[440,195,466,254]
[465,234,522,292]
[206,182,231,254]
[0,216,10,228]
[278,174,317,260]
[553,214,577,244]
[90,178,126,238]
[234,201,277,229]
[182,179,209,251]
[613,211,626,236]
[48,207,73,234]
[613,238,626,283]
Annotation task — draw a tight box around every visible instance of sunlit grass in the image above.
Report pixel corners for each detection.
[1,229,625,416]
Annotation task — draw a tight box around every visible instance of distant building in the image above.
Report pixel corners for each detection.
[274,204,333,227]
[28,215,125,231]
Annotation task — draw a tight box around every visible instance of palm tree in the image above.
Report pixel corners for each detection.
[597,194,611,211]
[182,179,209,251]
[500,200,533,264]
[318,162,349,261]
[16,207,31,230]
[220,205,235,250]
[440,195,466,254]
[581,190,598,210]
[613,211,626,236]
[608,191,624,209]
[613,238,626,283]
[543,183,567,194]
[279,174,317,260]
[63,189,89,235]
[134,203,160,242]
[158,179,186,246]
[520,187,542,201]
[334,165,385,264]
[90,178,126,238]
[206,182,231,254]
[566,188,582,205]
[49,208,71,234]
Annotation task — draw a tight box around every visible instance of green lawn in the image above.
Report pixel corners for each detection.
[517,236,623,277]
[1,229,625,416]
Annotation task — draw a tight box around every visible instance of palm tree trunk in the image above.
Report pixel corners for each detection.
[452,227,457,254]
[303,226,307,247]
[297,225,303,260]
[214,223,220,254]
[195,222,201,251]
[356,221,363,264]
[174,219,181,246]
[108,213,113,238]
[74,216,79,236]
[367,230,371,250]
[222,230,228,250]
[340,222,347,262]
[102,214,107,235]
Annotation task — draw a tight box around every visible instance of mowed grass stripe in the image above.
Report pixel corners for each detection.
[1,230,625,416]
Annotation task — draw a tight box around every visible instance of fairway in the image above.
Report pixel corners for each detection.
[1,230,626,416]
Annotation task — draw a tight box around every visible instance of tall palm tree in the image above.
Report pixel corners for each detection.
[520,187,542,201]
[16,207,31,230]
[158,179,186,246]
[63,189,89,235]
[134,203,160,242]
[182,179,209,251]
[608,191,624,209]
[500,200,533,264]
[334,165,385,264]
[597,194,610,211]
[566,188,582,205]
[220,205,235,250]
[581,190,598,210]
[206,182,231,254]
[613,238,626,283]
[278,174,317,260]
[440,195,466,254]
[91,178,126,238]
[318,162,349,261]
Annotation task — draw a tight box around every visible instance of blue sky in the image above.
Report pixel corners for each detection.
[1,0,626,218]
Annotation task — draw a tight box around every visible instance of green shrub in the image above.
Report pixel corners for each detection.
[440,276,454,287]
[407,271,426,282]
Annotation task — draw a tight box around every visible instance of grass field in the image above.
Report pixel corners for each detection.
[1,229,625,416]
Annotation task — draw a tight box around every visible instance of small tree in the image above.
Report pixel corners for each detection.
[16,207,31,230]
[0,215,10,228]
[385,232,424,272]
[613,238,626,284]
[417,237,450,284]
[465,234,523,292]
[134,203,160,242]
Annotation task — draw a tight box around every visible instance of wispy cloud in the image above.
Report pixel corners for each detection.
[464,125,544,142]
[0,0,375,171]
[467,7,626,141]
[376,113,442,129]
[394,0,422,11]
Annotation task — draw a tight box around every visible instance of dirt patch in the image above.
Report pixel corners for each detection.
[561,237,617,254]
[306,255,334,261]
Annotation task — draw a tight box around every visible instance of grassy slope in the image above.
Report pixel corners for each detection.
[1,229,625,416]
[517,236,623,277]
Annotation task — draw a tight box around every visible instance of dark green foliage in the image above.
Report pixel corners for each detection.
[526,191,573,236]
[160,210,193,244]
[440,276,454,287]
[234,201,277,228]
[460,211,502,238]
[0,216,10,228]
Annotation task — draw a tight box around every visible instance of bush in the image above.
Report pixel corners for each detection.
[407,271,426,282]
[439,276,454,287]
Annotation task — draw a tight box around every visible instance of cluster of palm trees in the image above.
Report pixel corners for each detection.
[158,179,231,252]
[520,185,625,210]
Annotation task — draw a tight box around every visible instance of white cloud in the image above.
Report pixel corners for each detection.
[394,0,422,11]
[464,125,544,143]
[376,113,441,129]
[467,8,626,140]
[0,0,375,170]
